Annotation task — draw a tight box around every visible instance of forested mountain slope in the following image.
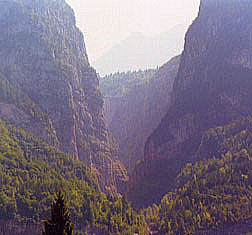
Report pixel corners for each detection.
[0,0,127,193]
[101,56,180,171]
[0,120,147,235]
[100,69,156,100]
[128,0,252,207]
[143,114,252,234]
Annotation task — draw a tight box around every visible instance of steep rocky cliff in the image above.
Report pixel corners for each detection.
[128,0,252,207]
[0,0,127,193]
[102,56,180,171]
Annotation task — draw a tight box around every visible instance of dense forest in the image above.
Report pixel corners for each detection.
[0,120,147,234]
[142,115,252,234]
[3,110,252,234]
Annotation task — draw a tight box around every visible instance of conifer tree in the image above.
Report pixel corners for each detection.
[42,189,75,235]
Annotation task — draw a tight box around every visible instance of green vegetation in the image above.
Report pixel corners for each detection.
[0,119,98,224]
[99,69,156,97]
[0,120,147,234]
[0,74,58,143]
[42,190,75,235]
[143,115,252,234]
[1,0,128,200]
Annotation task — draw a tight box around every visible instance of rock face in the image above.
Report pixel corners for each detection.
[128,0,252,207]
[0,0,127,193]
[103,56,180,171]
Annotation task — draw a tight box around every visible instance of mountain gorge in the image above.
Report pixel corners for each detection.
[0,0,127,193]
[128,0,252,208]
[101,56,180,171]
[2,0,252,234]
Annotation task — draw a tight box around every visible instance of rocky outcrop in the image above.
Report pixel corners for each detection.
[0,0,127,193]
[103,56,180,171]
[128,0,252,207]
[146,0,252,161]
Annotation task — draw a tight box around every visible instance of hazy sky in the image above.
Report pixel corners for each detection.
[66,0,200,62]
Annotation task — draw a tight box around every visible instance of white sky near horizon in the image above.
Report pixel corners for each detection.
[66,0,200,62]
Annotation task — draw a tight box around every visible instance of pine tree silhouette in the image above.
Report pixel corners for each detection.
[42,189,75,235]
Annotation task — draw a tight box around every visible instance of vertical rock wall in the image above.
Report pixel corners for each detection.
[0,0,127,193]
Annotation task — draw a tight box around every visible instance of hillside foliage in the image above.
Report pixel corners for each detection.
[0,120,147,234]
[143,115,252,234]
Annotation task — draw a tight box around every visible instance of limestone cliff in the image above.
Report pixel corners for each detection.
[0,0,127,193]
[128,0,252,207]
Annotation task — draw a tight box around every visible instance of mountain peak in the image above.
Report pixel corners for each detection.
[94,25,186,75]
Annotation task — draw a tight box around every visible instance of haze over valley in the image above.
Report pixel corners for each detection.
[1,0,252,234]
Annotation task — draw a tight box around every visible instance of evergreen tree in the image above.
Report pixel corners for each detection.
[42,189,75,235]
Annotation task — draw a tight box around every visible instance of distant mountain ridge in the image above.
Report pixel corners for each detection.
[94,24,187,75]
